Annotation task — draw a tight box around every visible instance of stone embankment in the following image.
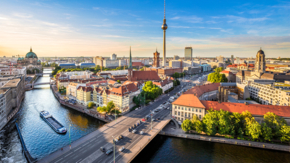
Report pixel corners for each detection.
[50,85,110,123]
[159,124,290,153]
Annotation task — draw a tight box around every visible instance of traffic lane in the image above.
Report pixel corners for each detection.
[113,112,170,163]
[51,87,180,163]
[98,110,170,163]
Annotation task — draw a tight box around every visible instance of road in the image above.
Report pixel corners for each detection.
[41,84,182,163]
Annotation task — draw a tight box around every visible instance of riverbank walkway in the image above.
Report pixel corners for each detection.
[159,123,290,153]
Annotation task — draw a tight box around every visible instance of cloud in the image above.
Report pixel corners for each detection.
[93,7,100,10]
[170,15,202,23]
[13,13,33,19]
[0,17,7,20]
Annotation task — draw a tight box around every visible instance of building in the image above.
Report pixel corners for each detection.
[153,78,173,93]
[111,54,117,60]
[183,67,201,75]
[184,83,220,100]
[184,47,192,61]
[0,75,25,130]
[80,63,95,69]
[217,55,224,63]
[169,60,182,68]
[66,82,80,98]
[132,62,144,69]
[152,50,160,68]
[200,64,211,72]
[249,81,290,106]
[172,93,290,124]
[108,82,140,112]
[173,55,180,60]
[231,55,234,64]
[59,63,76,69]
[76,86,93,105]
[220,70,236,82]
[17,47,42,73]
[144,67,183,76]
[0,66,26,76]
[93,56,104,67]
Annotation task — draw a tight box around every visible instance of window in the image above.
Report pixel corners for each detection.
[175,111,177,115]
[185,113,187,117]
[199,109,201,113]
[178,112,180,116]
[178,107,180,109]
[199,115,201,119]
[181,107,183,110]
[188,108,191,111]
[185,108,187,111]
[196,109,198,112]
[175,106,177,109]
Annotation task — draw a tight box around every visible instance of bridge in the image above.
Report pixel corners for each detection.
[26,81,54,89]
[38,85,182,163]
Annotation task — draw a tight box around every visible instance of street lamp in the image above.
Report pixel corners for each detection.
[112,136,115,163]
[69,124,71,149]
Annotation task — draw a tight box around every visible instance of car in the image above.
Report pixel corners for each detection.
[114,138,118,142]
[152,118,156,121]
[132,129,137,134]
[106,149,113,155]
[140,131,144,134]
[119,147,125,152]
[119,135,123,139]
[100,147,105,152]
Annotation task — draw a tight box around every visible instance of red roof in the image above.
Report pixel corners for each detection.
[110,83,139,96]
[77,86,93,92]
[130,71,161,81]
[184,83,220,97]
[172,94,205,108]
[153,79,172,87]
[132,62,144,67]
[201,101,290,117]
[221,70,230,74]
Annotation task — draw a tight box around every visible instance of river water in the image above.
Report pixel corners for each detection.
[0,70,105,162]
[1,70,290,163]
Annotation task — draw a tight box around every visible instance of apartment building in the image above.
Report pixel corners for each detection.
[248,82,290,106]
[76,86,93,105]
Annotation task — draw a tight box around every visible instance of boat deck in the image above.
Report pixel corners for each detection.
[46,117,62,129]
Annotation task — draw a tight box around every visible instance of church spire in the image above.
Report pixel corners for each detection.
[129,46,132,69]
[30,47,32,52]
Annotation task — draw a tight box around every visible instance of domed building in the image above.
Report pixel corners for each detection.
[17,47,42,73]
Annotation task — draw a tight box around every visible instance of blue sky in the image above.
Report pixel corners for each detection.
[0,0,289,58]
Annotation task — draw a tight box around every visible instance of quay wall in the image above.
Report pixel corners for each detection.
[159,131,290,153]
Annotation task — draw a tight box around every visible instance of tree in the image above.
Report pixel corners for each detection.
[264,112,287,139]
[261,123,273,141]
[142,81,162,100]
[280,125,290,143]
[97,106,107,113]
[191,115,202,131]
[202,109,219,136]
[27,69,31,74]
[248,121,262,140]
[231,112,244,137]
[106,101,115,113]
[181,119,192,132]
[88,102,95,108]
[111,109,121,115]
[195,120,204,133]
[176,80,180,85]
[217,109,233,135]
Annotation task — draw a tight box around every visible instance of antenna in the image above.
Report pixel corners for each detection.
[164,0,166,19]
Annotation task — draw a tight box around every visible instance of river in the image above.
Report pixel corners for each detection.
[0,70,105,162]
[1,70,290,163]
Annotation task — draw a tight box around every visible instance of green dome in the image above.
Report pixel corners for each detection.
[25,47,38,59]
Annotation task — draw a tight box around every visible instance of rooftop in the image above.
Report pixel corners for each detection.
[184,83,220,97]
[172,94,205,108]
[2,78,21,88]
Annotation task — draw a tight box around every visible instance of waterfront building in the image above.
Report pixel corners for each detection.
[184,47,192,61]
[172,92,290,124]
[66,82,81,98]
[17,47,42,73]
[0,75,25,130]
[76,86,93,105]
[108,82,140,112]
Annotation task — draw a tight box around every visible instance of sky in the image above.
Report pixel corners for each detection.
[0,0,289,58]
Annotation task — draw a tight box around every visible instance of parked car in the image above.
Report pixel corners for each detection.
[119,147,125,152]
[100,147,105,152]
[140,131,144,135]
[132,129,137,134]
[106,149,113,155]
